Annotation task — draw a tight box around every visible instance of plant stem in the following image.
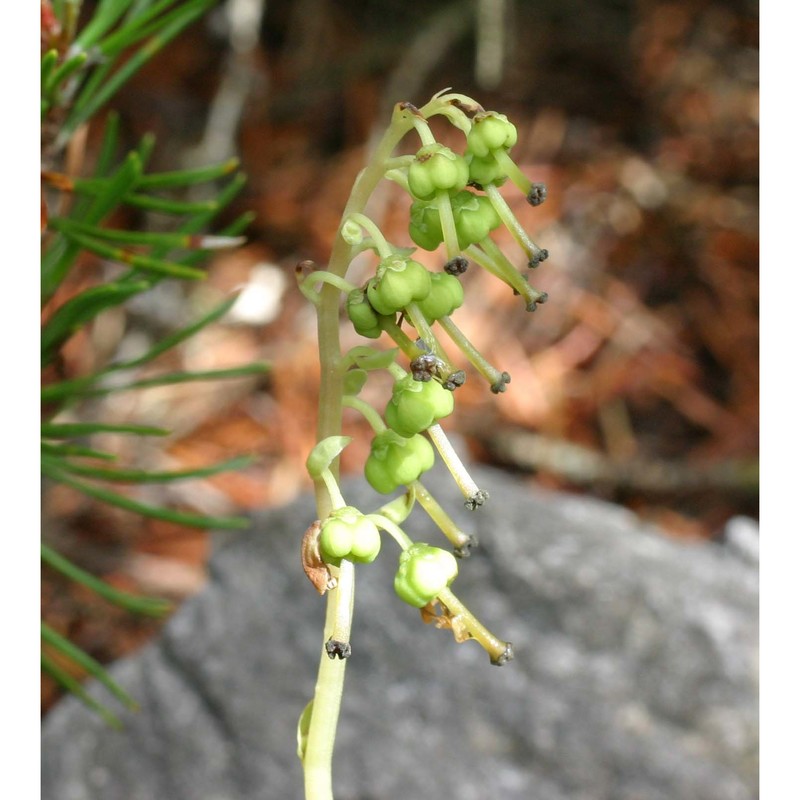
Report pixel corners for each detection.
[303,560,355,800]
[410,115,436,146]
[304,93,480,798]
[342,395,386,434]
[303,101,424,800]
[403,302,452,370]
[466,240,529,303]
[435,315,509,391]
[483,183,548,265]
[437,587,513,665]
[426,424,488,509]
[345,212,393,258]
[320,469,347,510]
[366,514,414,550]
[386,361,407,381]
[491,149,532,196]
[380,317,425,360]
[375,490,416,526]
[298,271,358,306]
[411,480,476,554]
[435,190,461,260]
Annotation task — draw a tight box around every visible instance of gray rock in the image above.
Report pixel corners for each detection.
[42,465,758,800]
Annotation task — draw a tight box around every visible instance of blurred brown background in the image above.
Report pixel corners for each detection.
[42,0,758,712]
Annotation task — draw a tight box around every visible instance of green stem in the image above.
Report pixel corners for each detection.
[435,190,461,260]
[383,310,465,390]
[403,302,451,369]
[386,361,407,381]
[384,155,415,171]
[365,514,413,550]
[491,149,532,195]
[342,396,387,434]
[345,213,393,259]
[383,168,410,192]
[437,587,514,665]
[411,480,476,555]
[298,271,358,306]
[411,115,436,146]
[426,424,488,510]
[483,183,548,266]
[374,490,416,526]
[303,560,355,800]
[467,240,547,311]
[435,314,510,392]
[329,560,355,645]
[380,317,425,361]
[304,100,426,800]
[320,468,347,510]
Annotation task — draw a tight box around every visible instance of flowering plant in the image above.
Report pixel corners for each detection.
[297,90,549,799]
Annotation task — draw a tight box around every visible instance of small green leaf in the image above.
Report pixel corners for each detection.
[168,172,248,239]
[61,0,217,141]
[97,0,213,57]
[41,281,151,366]
[343,368,368,396]
[41,653,122,729]
[44,363,270,401]
[41,623,138,711]
[138,158,240,190]
[42,463,251,530]
[49,220,209,280]
[46,455,255,484]
[45,293,256,411]
[344,346,400,372]
[297,699,314,761]
[94,111,122,178]
[41,442,118,461]
[41,49,60,88]
[306,436,352,479]
[42,422,171,439]
[86,152,144,228]
[123,193,218,215]
[135,131,158,169]
[42,151,143,300]
[173,205,253,270]
[73,0,134,51]
[41,544,171,616]
[43,52,89,100]
[106,294,241,371]
[50,216,244,250]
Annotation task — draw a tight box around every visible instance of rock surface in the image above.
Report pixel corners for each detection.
[42,465,758,800]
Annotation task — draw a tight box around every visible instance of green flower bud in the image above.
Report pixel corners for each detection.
[451,191,501,247]
[346,289,390,339]
[409,192,501,252]
[409,200,444,251]
[416,272,464,323]
[466,153,508,188]
[466,111,518,158]
[407,144,469,201]
[349,516,383,562]
[319,506,382,564]
[366,256,432,316]
[364,430,435,494]
[394,543,459,607]
[384,374,455,437]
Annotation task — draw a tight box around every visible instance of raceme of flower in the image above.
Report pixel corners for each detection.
[297,90,548,800]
